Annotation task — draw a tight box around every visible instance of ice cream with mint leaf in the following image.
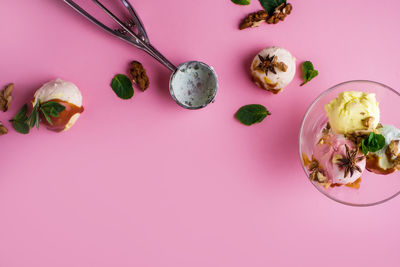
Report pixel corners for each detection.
[32,79,84,132]
[366,125,400,174]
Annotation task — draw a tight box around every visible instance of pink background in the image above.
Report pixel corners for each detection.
[1,0,400,266]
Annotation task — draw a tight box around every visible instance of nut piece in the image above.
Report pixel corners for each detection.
[0,122,8,135]
[394,157,400,169]
[308,160,328,183]
[0,83,14,112]
[322,122,331,135]
[275,61,288,72]
[362,116,374,128]
[345,130,371,146]
[255,54,287,75]
[266,3,293,24]
[386,140,399,160]
[239,10,269,30]
[129,61,149,91]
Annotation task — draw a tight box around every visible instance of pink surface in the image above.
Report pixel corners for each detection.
[1,0,400,266]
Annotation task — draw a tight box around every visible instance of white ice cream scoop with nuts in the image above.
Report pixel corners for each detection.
[32,79,84,132]
[366,124,400,174]
[251,46,296,94]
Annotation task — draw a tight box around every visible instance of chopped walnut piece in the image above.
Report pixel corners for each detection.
[0,122,8,135]
[308,160,318,172]
[239,10,269,30]
[255,54,287,75]
[322,122,331,135]
[345,130,371,146]
[0,83,14,112]
[316,172,327,183]
[302,153,311,167]
[308,159,328,183]
[394,157,400,169]
[274,59,288,72]
[129,61,149,91]
[362,116,374,128]
[386,140,399,160]
[266,3,293,24]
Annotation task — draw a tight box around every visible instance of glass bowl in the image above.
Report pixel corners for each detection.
[299,80,400,206]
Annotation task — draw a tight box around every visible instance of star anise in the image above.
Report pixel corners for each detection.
[337,145,365,178]
[255,54,287,75]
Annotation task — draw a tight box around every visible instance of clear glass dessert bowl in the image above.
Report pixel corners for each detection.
[299,80,400,206]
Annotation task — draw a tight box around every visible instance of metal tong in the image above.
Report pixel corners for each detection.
[64,0,177,72]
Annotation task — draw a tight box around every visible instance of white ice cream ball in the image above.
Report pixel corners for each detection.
[33,79,82,107]
[32,79,84,132]
[250,46,296,93]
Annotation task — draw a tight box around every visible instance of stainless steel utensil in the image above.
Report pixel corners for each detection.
[63,0,218,109]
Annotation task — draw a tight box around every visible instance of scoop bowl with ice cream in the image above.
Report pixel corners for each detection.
[299,80,400,206]
[32,79,84,132]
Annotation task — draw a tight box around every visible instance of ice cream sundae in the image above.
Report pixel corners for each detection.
[303,91,399,189]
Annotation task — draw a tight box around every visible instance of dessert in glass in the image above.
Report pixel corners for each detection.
[299,80,400,206]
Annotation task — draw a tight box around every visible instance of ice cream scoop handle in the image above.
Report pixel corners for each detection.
[91,0,176,72]
[63,0,177,72]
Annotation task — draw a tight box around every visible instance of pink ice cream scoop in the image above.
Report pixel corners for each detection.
[312,134,366,185]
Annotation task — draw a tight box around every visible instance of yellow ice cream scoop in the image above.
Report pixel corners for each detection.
[325,91,380,134]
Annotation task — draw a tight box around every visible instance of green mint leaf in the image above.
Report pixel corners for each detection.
[370,133,385,152]
[28,110,36,129]
[28,101,40,129]
[40,101,65,118]
[111,74,134,100]
[42,110,53,125]
[368,132,374,143]
[235,104,270,126]
[302,61,313,73]
[11,104,30,134]
[300,61,319,86]
[361,139,368,155]
[12,120,30,134]
[258,0,286,15]
[361,132,386,155]
[35,108,40,129]
[13,104,28,121]
[41,101,66,113]
[231,0,250,5]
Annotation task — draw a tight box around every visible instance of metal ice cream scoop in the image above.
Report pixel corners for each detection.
[63,0,218,110]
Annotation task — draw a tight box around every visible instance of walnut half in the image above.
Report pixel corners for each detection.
[266,3,293,24]
[239,10,269,30]
[129,61,149,91]
[362,116,374,128]
[0,83,14,112]
[386,140,399,161]
[0,122,8,135]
